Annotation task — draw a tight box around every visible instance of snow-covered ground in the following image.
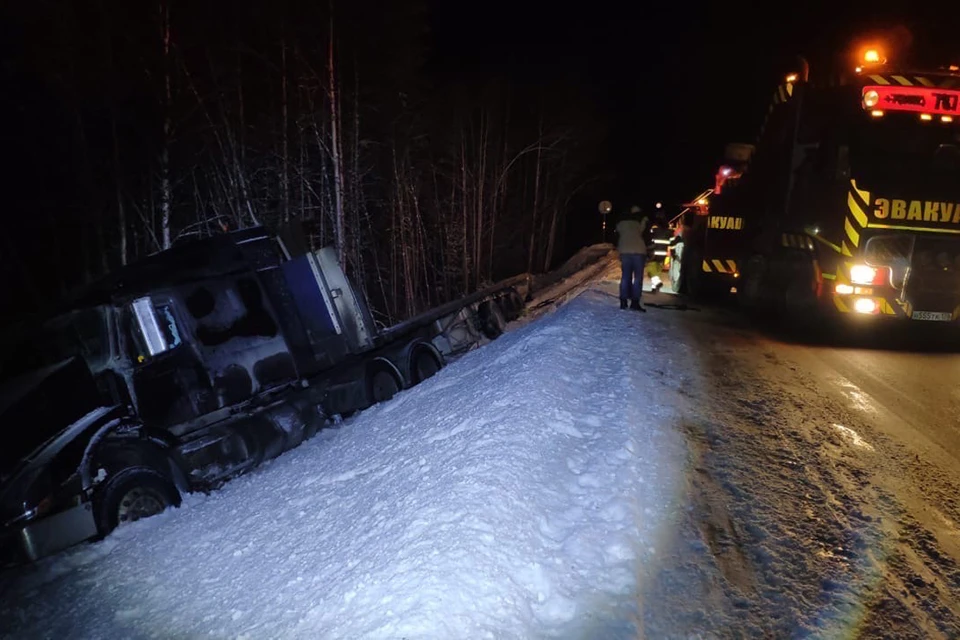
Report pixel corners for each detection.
[0,278,692,639]
[5,257,960,639]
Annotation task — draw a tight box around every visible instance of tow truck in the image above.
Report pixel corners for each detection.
[0,225,524,565]
[676,45,960,323]
[666,189,731,297]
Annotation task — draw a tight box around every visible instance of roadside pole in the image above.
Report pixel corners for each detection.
[599,200,613,243]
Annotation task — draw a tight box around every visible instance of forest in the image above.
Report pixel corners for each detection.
[0,0,608,326]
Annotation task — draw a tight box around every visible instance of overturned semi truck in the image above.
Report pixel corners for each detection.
[0,226,524,565]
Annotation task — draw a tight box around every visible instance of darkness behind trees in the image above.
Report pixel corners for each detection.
[5,0,955,326]
[0,0,608,326]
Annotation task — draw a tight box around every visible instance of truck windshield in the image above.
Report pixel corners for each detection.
[850,116,960,192]
[865,233,960,288]
[0,307,111,381]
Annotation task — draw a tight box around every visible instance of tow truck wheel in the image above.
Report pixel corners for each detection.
[678,245,711,300]
[685,255,708,300]
[95,466,181,535]
[369,367,401,404]
[738,255,766,312]
[781,257,819,326]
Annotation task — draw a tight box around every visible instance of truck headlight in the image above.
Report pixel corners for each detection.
[854,298,879,314]
[850,264,877,285]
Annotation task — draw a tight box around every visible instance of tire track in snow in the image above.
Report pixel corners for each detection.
[770,344,960,638]
[684,430,757,598]
[679,326,960,639]
[671,328,894,637]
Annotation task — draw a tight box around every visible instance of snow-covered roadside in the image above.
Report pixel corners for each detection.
[0,286,693,639]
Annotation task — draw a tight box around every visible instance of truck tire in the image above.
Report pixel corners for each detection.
[780,256,820,329]
[477,299,506,339]
[679,244,710,299]
[368,366,401,404]
[738,255,766,312]
[411,347,442,384]
[684,253,709,300]
[95,466,181,535]
[496,289,525,321]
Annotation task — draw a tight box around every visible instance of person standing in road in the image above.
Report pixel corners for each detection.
[615,205,649,311]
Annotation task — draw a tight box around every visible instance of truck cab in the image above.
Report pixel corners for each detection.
[0,227,448,564]
[0,223,524,565]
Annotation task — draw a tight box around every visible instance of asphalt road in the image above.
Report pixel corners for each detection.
[636,285,960,638]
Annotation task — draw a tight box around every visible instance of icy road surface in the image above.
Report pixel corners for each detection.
[0,285,692,639]
[631,285,960,639]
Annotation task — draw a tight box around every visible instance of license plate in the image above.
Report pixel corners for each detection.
[911,311,953,322]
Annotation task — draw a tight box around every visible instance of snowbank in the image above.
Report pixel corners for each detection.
[0,288,689,639]
[511,243,615,302]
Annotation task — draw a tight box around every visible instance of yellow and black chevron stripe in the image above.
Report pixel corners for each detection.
[864,74,960,89]
[701,259,738,274]
[758,82,796,144]
[772,82,795,105]
[843,179,871,257]
[781,233,814,251]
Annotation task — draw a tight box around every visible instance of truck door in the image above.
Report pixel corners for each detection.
[182,276,298,407]
[125,295,215,428]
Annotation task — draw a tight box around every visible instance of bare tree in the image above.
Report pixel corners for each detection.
[281,28,290,222]
[527,112,544,274]
[328,4,346,265]
[460,132,469,293]
[159,0,173,249]
[111,119,127,265]
[0,0,605,323]
[474,109,487,288]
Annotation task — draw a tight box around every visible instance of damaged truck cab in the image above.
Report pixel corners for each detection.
[0,227,521,565]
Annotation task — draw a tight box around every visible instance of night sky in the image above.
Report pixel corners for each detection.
[2,0,960,316]
[430,0,960,213]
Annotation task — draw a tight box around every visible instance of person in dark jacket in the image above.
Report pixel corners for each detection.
[615,205,649,311]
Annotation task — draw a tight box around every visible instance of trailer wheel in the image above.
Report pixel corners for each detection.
[95,466,181,535]
[368,367,401,404]
[497,289,526,321]
[477,300,507,340]
[411,347,442,384]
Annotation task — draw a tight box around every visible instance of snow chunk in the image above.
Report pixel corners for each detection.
[831,423,875,451]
